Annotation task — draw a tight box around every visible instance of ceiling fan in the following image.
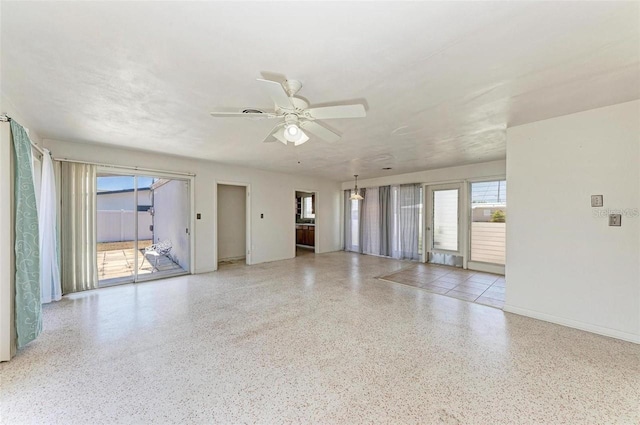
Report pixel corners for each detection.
[210,78,366,146]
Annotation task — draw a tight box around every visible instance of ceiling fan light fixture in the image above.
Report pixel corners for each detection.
[294,131,310,146]
[286,125,299,137]
[284,124,299,141]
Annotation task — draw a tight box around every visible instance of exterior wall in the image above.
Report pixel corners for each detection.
[506,100,640,343]
[96,211,152,242]
[152,180,190,270]
[97,189,151,211]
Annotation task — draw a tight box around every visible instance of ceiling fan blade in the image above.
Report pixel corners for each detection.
[300,121,341,143]
[210,111,277,119]
[305,104,366,120]
[257,79,294,110]
[271,127,287,145]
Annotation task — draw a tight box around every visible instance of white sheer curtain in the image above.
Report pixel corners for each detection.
[391,184,422,260]
[347,183,422,259]
[39,150,61,303]
[60,162,98,294]
[361,186,380,255]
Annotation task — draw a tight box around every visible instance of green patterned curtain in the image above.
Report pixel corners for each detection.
[10,120,42,348]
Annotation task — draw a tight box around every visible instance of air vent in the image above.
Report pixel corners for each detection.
[382,167,393,170]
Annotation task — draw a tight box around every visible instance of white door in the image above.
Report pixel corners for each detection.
[425,183,464,263]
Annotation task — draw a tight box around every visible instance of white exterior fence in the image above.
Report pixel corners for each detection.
[97,210,153,243]
[470,222,506,265]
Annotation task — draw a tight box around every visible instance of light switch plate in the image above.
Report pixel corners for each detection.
[591,195,603,207]
[609,214,621,226]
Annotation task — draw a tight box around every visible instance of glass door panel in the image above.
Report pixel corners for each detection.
[96,174,136,285]
[137,176,190,280]
[432,189,459,252]
[470,180,506,265]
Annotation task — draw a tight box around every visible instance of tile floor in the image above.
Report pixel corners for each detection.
[1,251,638,424]
[380,263,506,308]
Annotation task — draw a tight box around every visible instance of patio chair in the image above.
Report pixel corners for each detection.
[140,240,172,272]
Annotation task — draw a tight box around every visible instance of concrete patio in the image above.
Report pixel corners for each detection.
[97,241,184,282]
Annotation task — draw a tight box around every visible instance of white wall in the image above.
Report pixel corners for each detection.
[217,184,246,261]
[506,100,640,343]
[43,139,343,273]
[153,180,190,269]
[340,160,506,190]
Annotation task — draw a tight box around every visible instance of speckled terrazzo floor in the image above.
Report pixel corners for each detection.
[1,251,639,424]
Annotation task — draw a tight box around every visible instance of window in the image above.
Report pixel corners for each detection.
[432,189,459,252]
[470,180,506,265]
[302,196,315,219]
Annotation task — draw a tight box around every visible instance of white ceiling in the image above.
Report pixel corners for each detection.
[2,2,639,181]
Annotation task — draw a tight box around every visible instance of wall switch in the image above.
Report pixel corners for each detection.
[609,214,621,226]
[196,213,201,220]
[591,195,603,207]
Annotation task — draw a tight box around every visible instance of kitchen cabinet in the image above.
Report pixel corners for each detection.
[295,225,315,247]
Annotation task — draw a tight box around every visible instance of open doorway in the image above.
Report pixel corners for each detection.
[295,190,317,257]
[217,183,248,268]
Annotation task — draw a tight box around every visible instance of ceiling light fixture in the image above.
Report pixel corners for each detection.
[283,116,309,145]
[349,175,364,201]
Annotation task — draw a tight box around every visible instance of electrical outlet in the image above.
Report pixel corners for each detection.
[609,214,621,227]
[591,195,603,207]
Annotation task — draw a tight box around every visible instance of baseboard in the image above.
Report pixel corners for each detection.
[195,267,217,274]
[219,256,246,262]
[503,304,640,344]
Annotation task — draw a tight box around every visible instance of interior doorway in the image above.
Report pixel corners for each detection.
[217,183,249,267]
[295,190,317,256]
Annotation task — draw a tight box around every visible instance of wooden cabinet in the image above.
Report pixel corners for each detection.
[295,225,315,247]
[307,226,315,246]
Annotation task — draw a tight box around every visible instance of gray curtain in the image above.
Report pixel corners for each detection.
[361,186,380,255]
[378,186,392,257]
[392,184,422,260]
[10,120,42,349]
[357,188,365,253]
[60,162,98,294]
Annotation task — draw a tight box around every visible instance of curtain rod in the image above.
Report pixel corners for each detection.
[1,113,47,158]
[51,157,196,177]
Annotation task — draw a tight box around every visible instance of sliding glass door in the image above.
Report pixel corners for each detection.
[97,171,190,286]
[96,174,137,284]
[469,180,506,266]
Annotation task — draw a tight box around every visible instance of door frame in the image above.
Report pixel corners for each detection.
[424,182,467,266]
[214,181,252,270]
[293,188,319,255]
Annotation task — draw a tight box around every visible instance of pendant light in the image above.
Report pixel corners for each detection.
[349,175,364,201]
